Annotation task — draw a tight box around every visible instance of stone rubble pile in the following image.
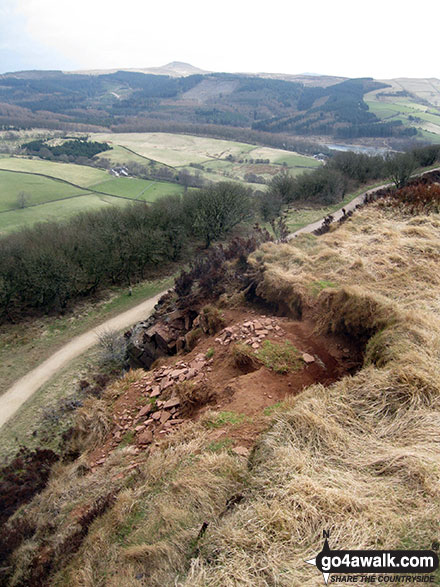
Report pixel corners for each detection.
[108,353,213,450]
[214,316,285,350]
[92,315,317,469]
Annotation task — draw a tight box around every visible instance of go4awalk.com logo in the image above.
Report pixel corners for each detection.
[305,531,439,584]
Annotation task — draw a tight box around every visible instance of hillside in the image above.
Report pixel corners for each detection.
[1,65,438,142]
[2,172,440,585]
[0,130,321,234]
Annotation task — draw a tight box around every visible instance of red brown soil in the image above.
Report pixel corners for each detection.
[88,306,361,467]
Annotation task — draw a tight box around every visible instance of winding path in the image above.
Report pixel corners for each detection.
[0,291,166,428]
[287,183,390,240]
[1,166,439,428]
[288,166,440,240]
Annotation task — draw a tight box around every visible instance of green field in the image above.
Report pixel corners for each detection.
[0,156,108,185]
[0,155,186,233]
[94,143,168,168]
[91,132,321,184]
[91,177,184,201]
[92,132,258,166]
[365,89,440,138]
[246,146,321,167]
[0,170,88,211]
[0,133,321,234]
[0,194,132,234]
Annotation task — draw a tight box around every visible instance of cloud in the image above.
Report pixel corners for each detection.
[0,0,77,72]
[2,0,439,77]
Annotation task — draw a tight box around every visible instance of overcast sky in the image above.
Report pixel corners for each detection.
[1,0,439,79]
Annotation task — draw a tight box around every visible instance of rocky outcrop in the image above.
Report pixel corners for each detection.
[126,305,199,369]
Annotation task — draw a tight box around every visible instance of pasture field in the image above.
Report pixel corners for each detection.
[418,129,440,143]
[0,155,186,233]
[92,132,258,166]
[94,143,166,167]
[91,177,184,201]
[247,146,322,167]
[367,100,440,128]
[368,78,440,108]
[0,156,108,186]
[0,170,88,212]
[0,134,321,233]
[0,193,130,235]
[91,132,321,186]
[365,86,440,138]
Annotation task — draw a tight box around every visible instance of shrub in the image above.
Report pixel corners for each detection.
[199,305,225,335]
[205,347,215,359]
[97,329,127,370]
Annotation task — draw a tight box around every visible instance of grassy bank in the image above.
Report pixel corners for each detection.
[0,276,173,398]
[0,347,101,463]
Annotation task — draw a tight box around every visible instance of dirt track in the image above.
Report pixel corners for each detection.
[288,166,440,240]
[0,291,165,428]
[287,183,390,239]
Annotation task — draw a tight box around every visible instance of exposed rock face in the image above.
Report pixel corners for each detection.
[126,305,198,369]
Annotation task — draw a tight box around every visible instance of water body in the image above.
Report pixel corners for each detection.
[325,143,390,155]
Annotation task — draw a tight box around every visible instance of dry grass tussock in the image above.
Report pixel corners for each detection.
[52,422,246,587]
[185,373,440,585]
[5,407,247,587]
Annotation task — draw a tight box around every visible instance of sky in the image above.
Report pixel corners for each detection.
[0,0,439,79]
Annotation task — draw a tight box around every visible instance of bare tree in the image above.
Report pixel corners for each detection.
[385,152,417,189]
[16,192,31,209]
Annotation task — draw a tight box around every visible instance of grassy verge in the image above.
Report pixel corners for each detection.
[0,275,173,397]
[0,347,101,462]
[285,180,386,232]
[286,164,440,233]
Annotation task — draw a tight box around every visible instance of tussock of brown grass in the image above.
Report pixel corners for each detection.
[67,398,112,453]
[184,367,440,585]
[3,421,246,587]
[175,381,215,416]
[55,425,246,587]
[316,285,398,342]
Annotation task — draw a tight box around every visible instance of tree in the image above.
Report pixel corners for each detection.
[184,182,253,247]
[15,192,30,209]
[259,190,282,221]
[411,145,440,168]
[385,152,417,189]
[267,169,296,204]
[292,167,347,204]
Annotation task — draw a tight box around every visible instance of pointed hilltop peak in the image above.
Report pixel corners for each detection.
[158,61,209,76]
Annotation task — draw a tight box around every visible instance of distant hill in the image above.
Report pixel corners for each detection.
[0,63,438,143]
[67,61,210,77]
